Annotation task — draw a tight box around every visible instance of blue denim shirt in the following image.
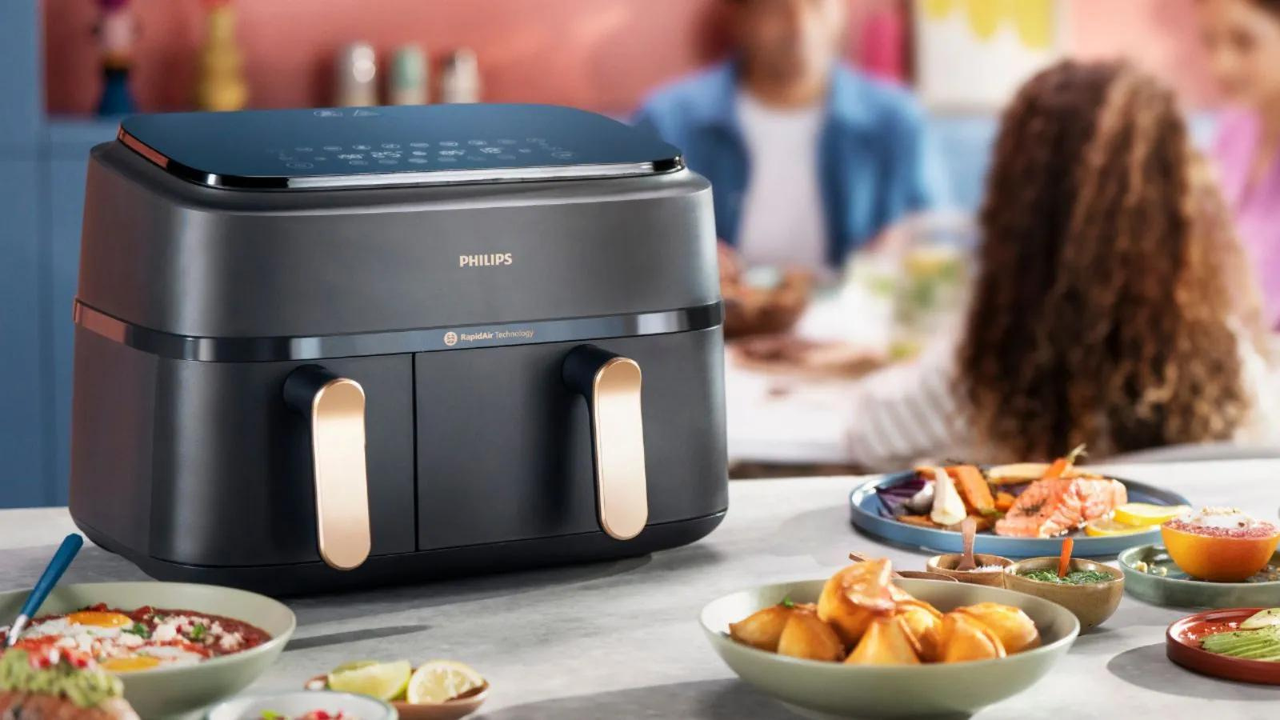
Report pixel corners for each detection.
[634,62,949,265]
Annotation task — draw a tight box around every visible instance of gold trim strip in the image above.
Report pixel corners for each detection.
[590,357,648,540]
[118,129,170,169]
[310,378,372,570]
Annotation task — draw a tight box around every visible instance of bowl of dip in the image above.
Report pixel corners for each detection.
[926,554,1014,587]
[1004,558,1124,631]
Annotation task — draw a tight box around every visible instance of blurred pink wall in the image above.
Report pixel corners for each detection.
[42,0,1215,116]
[1069,0,1216,106]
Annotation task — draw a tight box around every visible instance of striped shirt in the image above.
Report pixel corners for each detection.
[843,333,1280,471]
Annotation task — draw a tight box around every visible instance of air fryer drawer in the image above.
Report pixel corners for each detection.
[70,327,417,568]
[415,327,727,549]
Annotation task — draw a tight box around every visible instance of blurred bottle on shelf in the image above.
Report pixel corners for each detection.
[439,48,481,104]
[389,45,428,105]
[335,42,378,107]
[94,0,139,116]
[195,0,249,112]
[858,3,907,84]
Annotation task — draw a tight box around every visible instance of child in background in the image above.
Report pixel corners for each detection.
[842,60,1277,470]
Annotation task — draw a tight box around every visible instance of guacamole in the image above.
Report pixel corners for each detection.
[0,649,124,708]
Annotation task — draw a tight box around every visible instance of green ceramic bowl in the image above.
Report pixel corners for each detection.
[1004,558,1124,632]
[1120,544,1280,609]
[0,582,295,719]
[700,578,1079,719]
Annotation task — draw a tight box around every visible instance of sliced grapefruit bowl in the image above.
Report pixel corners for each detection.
[1161,519,1280,583]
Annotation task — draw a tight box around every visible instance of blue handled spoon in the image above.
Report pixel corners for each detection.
[3,533,84,648]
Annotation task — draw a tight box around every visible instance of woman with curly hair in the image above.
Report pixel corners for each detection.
[844,60,1278,469]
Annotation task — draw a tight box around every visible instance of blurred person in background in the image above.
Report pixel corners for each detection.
[841,60,1277,470]
[1199,0,1280,329]
[634,0,947,274]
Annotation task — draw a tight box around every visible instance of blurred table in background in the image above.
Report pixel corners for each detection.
[726,224,973,476]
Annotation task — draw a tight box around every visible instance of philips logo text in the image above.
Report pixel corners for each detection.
[459,253,513,268]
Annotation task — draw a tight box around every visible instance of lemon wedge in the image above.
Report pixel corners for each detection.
[1084,518,1150,537]
[327,660,412,701]
[1113,503,1191,527]
[406,660,486,705]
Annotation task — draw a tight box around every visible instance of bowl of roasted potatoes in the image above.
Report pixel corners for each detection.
[700,558,1079,719]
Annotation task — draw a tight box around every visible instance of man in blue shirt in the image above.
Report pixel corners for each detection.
[635,0,948,271]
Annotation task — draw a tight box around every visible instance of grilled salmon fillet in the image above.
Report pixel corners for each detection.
[994,477,1127,538]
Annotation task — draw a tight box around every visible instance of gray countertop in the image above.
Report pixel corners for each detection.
[3,461,1279,718]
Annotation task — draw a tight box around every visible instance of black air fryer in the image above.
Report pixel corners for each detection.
[69,104,727,594]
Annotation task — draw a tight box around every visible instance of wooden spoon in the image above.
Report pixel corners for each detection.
[955,516,978,572]
[848,552,904,579]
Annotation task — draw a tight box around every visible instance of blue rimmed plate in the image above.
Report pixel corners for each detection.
[849,471,1192,558]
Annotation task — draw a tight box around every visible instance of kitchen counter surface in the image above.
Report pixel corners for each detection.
[3,460,1278,718]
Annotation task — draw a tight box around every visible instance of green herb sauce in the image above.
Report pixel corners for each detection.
[1021,569,1113,585]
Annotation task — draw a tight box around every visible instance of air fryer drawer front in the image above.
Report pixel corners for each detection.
[68,333,419,568]
[415,327,727,550]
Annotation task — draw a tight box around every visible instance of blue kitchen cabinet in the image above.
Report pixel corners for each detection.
[0,156,48,507]
[0,1,41,147]
[46,158,93,506]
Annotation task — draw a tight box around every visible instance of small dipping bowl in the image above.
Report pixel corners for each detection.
[208,691,396,720]
[926,553,1014,587]
[1004,558,1124,632]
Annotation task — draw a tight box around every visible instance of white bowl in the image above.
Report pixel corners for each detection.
[207,690,397,720]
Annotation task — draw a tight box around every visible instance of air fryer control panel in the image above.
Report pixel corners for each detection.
[118,104,682,189]
[269,136,584,172]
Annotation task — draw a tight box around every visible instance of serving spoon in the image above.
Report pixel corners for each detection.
[3,533,84,648]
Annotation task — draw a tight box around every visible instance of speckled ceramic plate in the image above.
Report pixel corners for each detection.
[1167,608,1280,685]
[1120,544,1280,609]
[849,471,1191,558]
[701,578,1079,719]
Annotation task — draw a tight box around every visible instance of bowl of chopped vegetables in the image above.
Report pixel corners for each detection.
[1003,558,1124,631]
[206,690,397,720]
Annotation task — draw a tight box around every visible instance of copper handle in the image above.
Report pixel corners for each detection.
[564,346,649,540]
[284,367,372,571]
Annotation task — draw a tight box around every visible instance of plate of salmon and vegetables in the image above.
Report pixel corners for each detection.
[849,446,1192,558]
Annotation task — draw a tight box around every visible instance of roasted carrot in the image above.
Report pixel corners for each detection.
[994,492,1017,512]
[898,515,941,529]
[947,465,995,513]
[1044,444,1087,480]
[1058,537,1075,578]
[966,514,994,533]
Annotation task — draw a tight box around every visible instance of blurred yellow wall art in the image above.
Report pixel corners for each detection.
[922,0,1055,49]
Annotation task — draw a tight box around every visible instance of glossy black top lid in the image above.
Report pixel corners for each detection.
[117,103,683,190]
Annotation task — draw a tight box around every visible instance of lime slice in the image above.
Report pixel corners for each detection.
[406,660,486,705]
[327,660,412,701]
[1113,503,1190,527]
